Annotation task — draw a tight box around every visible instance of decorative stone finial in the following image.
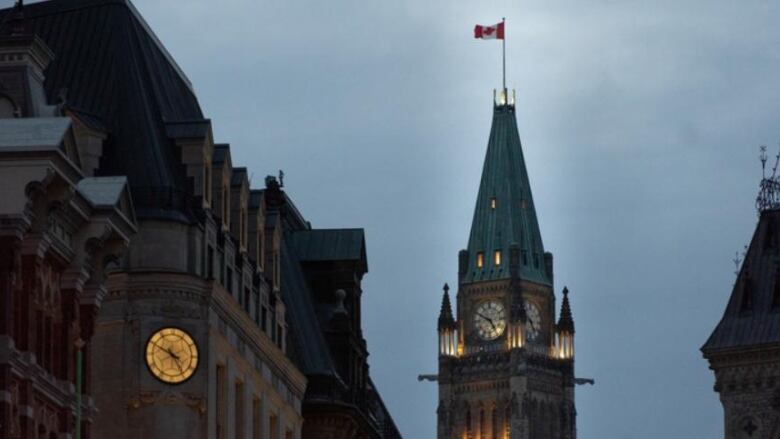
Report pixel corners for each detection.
[333,289,347,315]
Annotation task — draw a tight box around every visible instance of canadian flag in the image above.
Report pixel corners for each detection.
[474,22,505,40]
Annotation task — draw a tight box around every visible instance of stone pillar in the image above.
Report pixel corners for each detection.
[18,254,40,354]
[278,409,287,439]
[261,390,270,439]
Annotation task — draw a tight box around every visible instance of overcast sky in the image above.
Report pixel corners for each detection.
[8,0,779,437]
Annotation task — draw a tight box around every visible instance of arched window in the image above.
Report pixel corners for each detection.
[480,409,485,439]
[492,408,498,439]
[0,96,16,118]
[505,405,511,438]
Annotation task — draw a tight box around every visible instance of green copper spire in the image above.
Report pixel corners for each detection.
[463,100,550,285]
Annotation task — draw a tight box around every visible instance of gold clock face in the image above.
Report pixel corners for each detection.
[473,300,506,340]
[145,327,198,384]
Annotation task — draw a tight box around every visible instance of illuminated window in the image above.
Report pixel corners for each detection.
[490,197,497,209]
[494,250,502,266]
[476,252,484,268]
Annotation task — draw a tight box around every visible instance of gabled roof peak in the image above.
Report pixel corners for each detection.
[703,209,780,353]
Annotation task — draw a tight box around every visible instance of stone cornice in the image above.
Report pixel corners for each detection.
[209,280,307,397]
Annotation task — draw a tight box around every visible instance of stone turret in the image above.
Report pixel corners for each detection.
[438,283,457,356]
[556,287,575,359]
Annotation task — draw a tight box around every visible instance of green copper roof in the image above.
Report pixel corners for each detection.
[463,103,550,285]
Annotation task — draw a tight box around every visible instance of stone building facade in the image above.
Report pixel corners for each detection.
[0,1,401,438]
[436,91,577,439]
[271,181,402,439]
[703,206,780,439]
[0,32,137,438]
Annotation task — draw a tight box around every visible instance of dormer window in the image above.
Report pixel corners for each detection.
[494,250,502,266]
[476,252,484,268]
[490,197,497,209]
[0,96,16,118]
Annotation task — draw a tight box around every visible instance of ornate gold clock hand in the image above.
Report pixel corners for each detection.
[165,347,180,361]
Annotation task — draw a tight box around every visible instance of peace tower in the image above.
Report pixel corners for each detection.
[436,90,577,439]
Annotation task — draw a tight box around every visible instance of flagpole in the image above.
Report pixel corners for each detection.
[502,17,506,95]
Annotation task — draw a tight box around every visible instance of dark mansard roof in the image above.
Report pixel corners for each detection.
[0,0,203,221]
[703,209,780,353]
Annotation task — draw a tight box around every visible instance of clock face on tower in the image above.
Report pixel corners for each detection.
[145,327,199,384]
[473,300,507,340]
[524,301,542,342]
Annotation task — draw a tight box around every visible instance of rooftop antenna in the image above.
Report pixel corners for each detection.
[756,145,780,213]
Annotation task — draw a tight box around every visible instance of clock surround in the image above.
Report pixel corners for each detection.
[472,299,507,341]
[145,327,199,384]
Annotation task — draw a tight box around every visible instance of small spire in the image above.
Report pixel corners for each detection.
[438,283,455,330]
[557,287,574,333]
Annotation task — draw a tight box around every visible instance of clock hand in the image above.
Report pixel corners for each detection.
[476,312,493,324]
[172,357,183,373]
[165,347,180,361]
[477,313,497,331]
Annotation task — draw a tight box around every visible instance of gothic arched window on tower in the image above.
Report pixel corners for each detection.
[477,252,485,268]
[494,250,502,266]
[490,197,497,209]
[504,405,511,438]
[491,408,499,439]
[466,408,472,439]
[480,409,486,439]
